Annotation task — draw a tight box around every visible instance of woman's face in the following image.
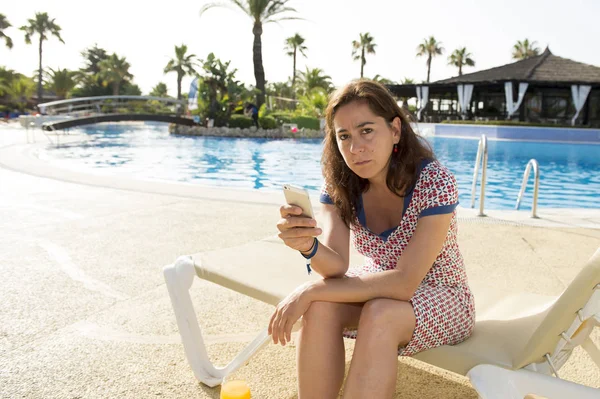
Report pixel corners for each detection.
[332,101,401,182]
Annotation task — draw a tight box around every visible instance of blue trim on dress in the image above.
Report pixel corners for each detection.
[320,192,334,204]
[320,158,436,240]
[419,203,458,218]
[357,192,412,240]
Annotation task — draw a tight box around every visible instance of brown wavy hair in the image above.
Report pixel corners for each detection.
[322,79,434,227]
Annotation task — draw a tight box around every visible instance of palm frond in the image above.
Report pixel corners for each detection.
[200,2,247,17]
[0,33,13,49]
[264,15,302,24]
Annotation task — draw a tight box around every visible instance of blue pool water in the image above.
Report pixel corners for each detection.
[37,123,600,209]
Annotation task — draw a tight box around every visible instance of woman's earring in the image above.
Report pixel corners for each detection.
[393,143,398,153]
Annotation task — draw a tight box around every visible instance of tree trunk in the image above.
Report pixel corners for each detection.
[177,72,182,101]
[37,37,43,104]
[252,22,265,107]
[113,81,119,96]
[360,47,365,78]
[426,54,432,83]
[459,63,463,76]
[292,48,297,86]
[176,72,183,116]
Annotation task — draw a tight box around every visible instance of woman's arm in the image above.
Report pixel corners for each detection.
[305,212,453,303]
[303,203,351,278]
[276,202,350,279]
[269,212,453,345]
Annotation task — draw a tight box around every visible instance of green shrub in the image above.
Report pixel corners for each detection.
[229,115,254,129]
[292,115,320,130]
[258,103,268,118]
[440,120,592,129]
[259,116,277,129]
[270,112,293,125]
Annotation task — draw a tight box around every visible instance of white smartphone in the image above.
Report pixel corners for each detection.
[283,184,315,219]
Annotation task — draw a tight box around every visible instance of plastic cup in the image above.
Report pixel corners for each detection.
[220,380,251,399]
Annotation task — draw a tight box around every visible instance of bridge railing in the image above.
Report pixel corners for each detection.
[38,95,187,116]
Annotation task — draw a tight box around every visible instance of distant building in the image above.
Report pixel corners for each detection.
[388,48,600,127]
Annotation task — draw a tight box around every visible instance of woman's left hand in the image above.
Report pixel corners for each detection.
[268,282,313,346]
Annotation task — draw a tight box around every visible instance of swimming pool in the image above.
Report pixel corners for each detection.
[36,123,600,210]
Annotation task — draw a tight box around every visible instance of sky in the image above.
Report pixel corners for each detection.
[1,0,599,97]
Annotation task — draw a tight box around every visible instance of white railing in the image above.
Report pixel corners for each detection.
[515,159,540,218]
[470,134,488,217]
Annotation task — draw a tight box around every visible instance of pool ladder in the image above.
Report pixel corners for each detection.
[471,134,540,218]
[470,135,488,216]
[515,159,540,218]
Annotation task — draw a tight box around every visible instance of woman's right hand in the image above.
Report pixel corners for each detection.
[277,205,322,253]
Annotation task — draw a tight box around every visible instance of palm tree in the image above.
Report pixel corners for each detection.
[372,75,397,85]
[297,67,333,95]
[6,76,35,111]
[80,44,109,75]
[448,47,475,76]
[352,33,376,78]
[164,44,197,101]
[0,68,22,100]
[512,39,540,60]
[416,36,444,83]
[0,80,6,100]
[20,12,64,103]
[297,87,328,118]
[98,53,133,96]
[0,14,13,49]
[44,67,78,99]
[200,0,300,108]
[149,82,169,97]
[284,33,307,89]
[267,80,294,99]
[284,33,307,87]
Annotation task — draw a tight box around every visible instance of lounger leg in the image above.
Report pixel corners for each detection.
[164,256,271,387]
[582,336,600,369]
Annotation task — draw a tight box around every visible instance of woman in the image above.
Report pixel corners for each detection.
[270,80,475,398]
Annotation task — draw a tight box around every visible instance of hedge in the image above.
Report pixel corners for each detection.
[231,112,322,130]
[270,112,293,124]
[292,116,320,130]
[229,115,254,129]
[264,112,322,130]
[259,116,277,129]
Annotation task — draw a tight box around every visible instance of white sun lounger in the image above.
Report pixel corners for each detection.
[163,237,600,398]
[467,364,599,399]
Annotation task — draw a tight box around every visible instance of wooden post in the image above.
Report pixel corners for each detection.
[583,88,592,126]
[540,90,545,119]
[519,89,526,122]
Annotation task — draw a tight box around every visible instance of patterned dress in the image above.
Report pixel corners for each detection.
[320,160,476,356]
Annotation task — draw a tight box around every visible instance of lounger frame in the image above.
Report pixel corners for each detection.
[164,251,600,397]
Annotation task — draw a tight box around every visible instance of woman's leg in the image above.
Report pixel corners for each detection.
[297,301,363,399]
[342,298,416,399]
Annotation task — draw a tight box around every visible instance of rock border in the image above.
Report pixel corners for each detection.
[169,124,325,139]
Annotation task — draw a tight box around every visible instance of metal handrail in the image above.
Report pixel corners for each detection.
[515,159,540,218]
[470,134,488,216]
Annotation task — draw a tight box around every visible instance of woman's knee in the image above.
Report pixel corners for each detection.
[302,301,359,330]
[358,298,416,344]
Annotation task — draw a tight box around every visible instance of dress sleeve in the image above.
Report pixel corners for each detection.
[418,162,459,217]
[319,183,334,205]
